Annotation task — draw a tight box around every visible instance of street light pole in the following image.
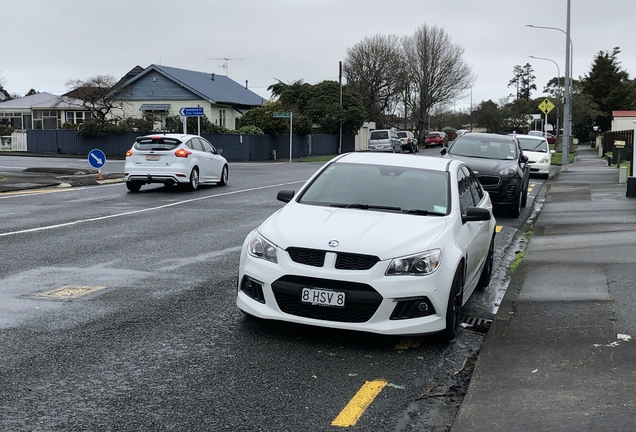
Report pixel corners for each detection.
[529,55,561,149]
[525,6,573,169]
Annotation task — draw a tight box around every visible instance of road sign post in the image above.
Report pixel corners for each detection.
[273,112,293,162]
[88,149,106,180]
[537,99,555,140]
[179,107,204,135]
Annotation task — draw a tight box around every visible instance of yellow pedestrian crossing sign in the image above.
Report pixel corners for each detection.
[538,98,555,115]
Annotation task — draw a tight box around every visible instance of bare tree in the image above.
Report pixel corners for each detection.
[403,25,475,140]
[343,34,404,128]
[61,75,131,120]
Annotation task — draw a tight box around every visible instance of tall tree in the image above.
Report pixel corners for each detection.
[508,63,537,100]
[402,24,475,143]
[61,75,132,120]
[580,47,636,132]
[474,100,504,133]
[343,34,404,128]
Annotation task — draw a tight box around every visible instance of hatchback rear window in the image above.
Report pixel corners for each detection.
[370,131,389,140]
[135,137,181,150]
[396,132,407,138]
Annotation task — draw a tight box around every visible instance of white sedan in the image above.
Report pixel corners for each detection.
[124,133,228,192]
[236,153,496,339]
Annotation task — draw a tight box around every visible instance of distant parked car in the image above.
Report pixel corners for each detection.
[369,129,401,152]
[515,134,555,178]
[124,133,229,192]
[424,132,448,148]
[396,131,418,153]
[527,130,557,145]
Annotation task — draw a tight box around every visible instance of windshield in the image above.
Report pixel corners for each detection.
[450,136,518,160]
[517,137,548,153]
[298,163,449,215]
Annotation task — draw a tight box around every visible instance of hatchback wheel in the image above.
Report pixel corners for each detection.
[126,181,142,192]
[187,167,199,191]
[218,165,229,186]
[441,264,464,340]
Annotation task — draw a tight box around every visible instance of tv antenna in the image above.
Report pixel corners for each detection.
[206,57,245,77]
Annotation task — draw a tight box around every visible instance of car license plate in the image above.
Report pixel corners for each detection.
[146,155,160,161]
[301,288,345,308]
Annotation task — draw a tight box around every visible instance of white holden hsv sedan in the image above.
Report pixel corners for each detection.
[124,133,228,192]
[236,152,496,339]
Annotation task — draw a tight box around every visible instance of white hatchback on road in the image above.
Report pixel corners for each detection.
[236,152,496,339]
[514,134,554,178]
[124,133,228,192]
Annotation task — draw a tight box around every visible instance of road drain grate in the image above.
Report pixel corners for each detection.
[461,315,492,334]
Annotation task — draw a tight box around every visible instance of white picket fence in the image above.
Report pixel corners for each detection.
[0,132,27,151]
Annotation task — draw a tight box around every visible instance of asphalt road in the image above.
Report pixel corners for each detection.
[0,152,545,431]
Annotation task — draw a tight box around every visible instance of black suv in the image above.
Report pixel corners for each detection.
[440,132,530,217]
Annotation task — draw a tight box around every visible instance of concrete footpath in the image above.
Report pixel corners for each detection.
[452,144,636,431]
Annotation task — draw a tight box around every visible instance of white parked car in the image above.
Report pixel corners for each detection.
[124,133,228,192]
[514,134,554,178]
[368,129,401,153]
[236,152,496,339]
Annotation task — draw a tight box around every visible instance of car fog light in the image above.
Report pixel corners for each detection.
[417,302,429,312]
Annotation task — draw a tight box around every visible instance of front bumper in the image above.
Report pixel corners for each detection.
[478,174,522,206]
[236,247,455,335]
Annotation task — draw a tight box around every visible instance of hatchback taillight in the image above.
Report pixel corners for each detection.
[175,149,192,158]
[125,148,133,157]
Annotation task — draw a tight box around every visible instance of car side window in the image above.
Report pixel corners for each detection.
[200,138,215,153]
[457,168,474,215]
[189,138,204,152]
[463,166,484,205]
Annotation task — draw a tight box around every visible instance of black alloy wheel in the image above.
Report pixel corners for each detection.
[441,264,465,340]
[477,235,495,289]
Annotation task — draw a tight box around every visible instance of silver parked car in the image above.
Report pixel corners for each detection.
[369,129,401,153]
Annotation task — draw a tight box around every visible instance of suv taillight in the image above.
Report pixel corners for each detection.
[175,149,192,158]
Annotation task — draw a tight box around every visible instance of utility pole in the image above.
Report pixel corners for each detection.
[562,0,571,170]
[339,61,342,155]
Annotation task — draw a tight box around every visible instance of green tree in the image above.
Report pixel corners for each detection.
[239,100,310,135]
[502,98,535,132]
[580,47,636,131]
[474,100,504,133]
[508,63,537,100]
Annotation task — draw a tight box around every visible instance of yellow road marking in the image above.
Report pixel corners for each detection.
[0,188,75,196]
[395,338,421,350]
[332,379,387,427]
[496,225,503,233]
[527,187,533,192]
[35,285,107,299]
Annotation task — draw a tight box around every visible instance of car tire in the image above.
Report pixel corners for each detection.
[508,192,522,218]
[477,235,495,289]
[218,165,229,186]
[187,167,199,191]
[521,183,528,208]
[440,264,464,341]
[126,181,142,192]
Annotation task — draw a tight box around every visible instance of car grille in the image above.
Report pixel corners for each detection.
[272,275,382,323]
[286,248,380,270]
[477,175,501,187]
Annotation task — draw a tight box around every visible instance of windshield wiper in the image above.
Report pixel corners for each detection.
[402,209,446,216]
[330,203,402,211]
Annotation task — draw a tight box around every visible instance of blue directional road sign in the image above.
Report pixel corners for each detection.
[88,149,106,169]
[179,107,204,117]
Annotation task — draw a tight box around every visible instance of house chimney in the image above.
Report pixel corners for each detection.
[245,80,248,89]
[211,73,215,81]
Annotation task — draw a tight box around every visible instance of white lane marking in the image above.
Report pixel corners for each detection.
[0,181,305,237]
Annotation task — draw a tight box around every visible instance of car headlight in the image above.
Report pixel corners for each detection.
[386,249,442,276]
[539,155,551,163]
[498,167,517,175]
[247,231,278,263]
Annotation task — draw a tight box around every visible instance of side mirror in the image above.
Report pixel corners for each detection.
[216,148,223,155]
[520,154,528,163]
[462,206,491,223]
[440,148,447,155]
[277,190,295,203]
[550,149,556,154]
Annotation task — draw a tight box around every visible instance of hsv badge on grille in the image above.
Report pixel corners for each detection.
[328,240,339,248]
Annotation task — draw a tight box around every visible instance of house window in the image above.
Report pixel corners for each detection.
[0,112,24,129]
[65,111,92,125]
[219,109,226,128]
[33,110,61,129]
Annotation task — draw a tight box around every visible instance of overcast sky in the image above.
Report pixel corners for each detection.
[3,0,635,111]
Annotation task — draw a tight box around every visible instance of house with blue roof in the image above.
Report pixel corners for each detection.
[111,64,266,130]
